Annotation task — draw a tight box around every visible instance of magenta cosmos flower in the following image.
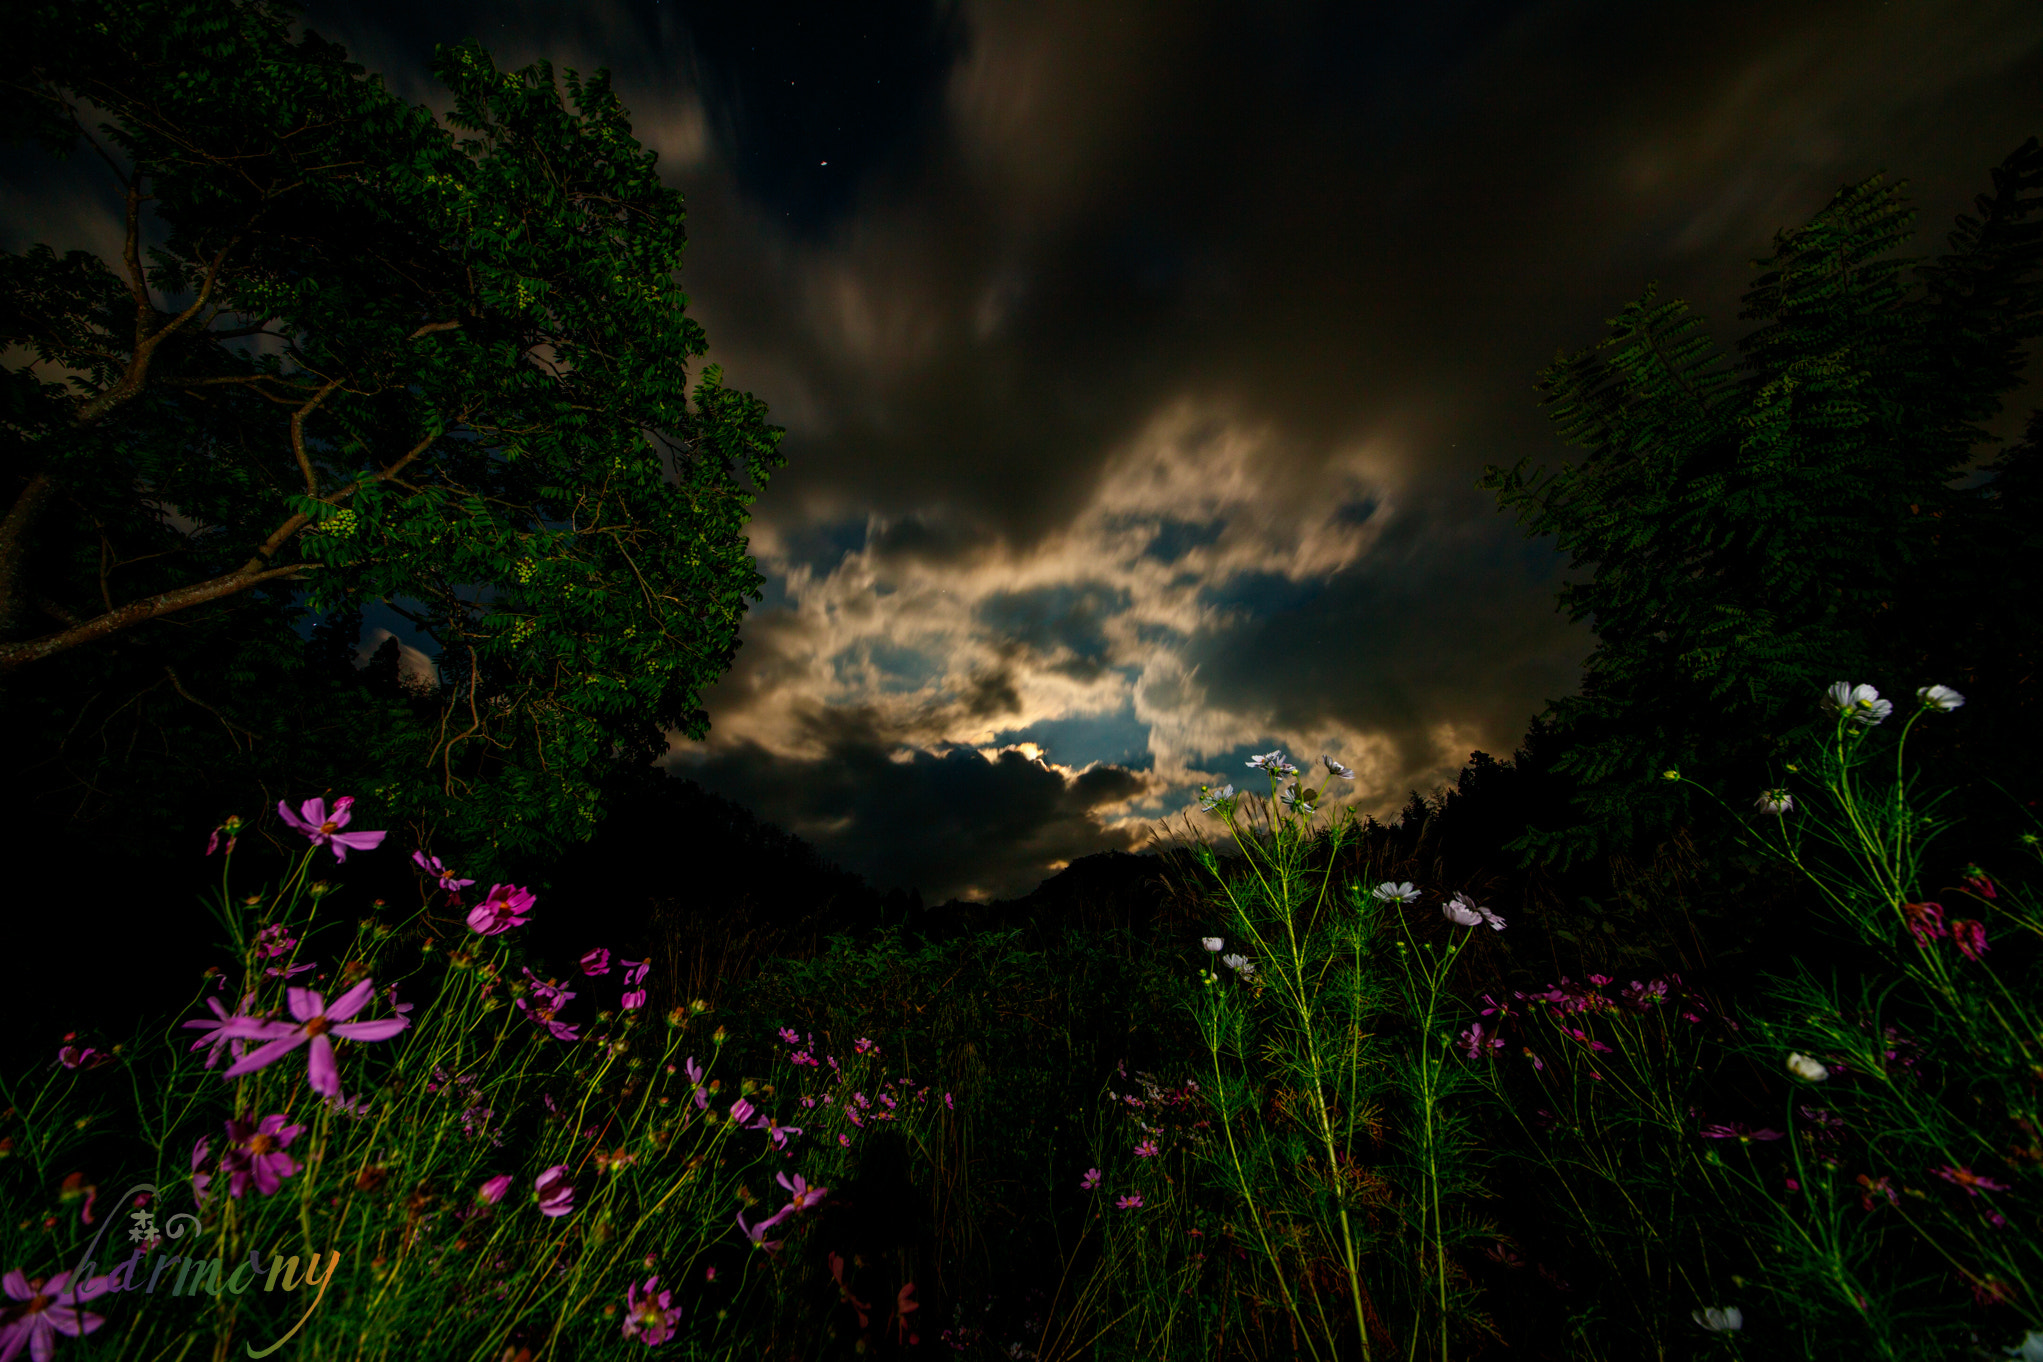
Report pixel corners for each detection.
[776,1171,828,1212]
[478,1174,513,1205]
[412,851,475,898]
[1,1268,108,1361]
[737,1206,792,1253]
[276,796,386,862]
[619,959,651,1011]
[222,980,411,1099]
[535,1165,576,1217]
[580,947,612,976]
[222,1113,306,1199]
[621,1275,683,1347]
[467,884,536,936]
[517,969,580,1042]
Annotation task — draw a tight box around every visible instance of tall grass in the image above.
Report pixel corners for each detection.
[6,681,2038,1359]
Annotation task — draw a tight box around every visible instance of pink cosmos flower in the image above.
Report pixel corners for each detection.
[478,1175,513,1204]
[535,1165,576,1217]
[1933,1165,2009,1197]
[56,1044,100,1070]
[776,1172,828,1212]
[1950,919,1990,963]
[1,1268,109,1361]
[1080,1168,1101,1191]
[205,815,244,857]
[620,959,650,1011]
[222,980,411,1099]
[728,1098,757,1127]
[580,948,612,976]
[1134,1139,1160,1158]
[1699,1122,1784,1143]
[1960,866,1997,899]
[466,883,536,936]
[737,1206,792,1253]
[276,796,386,863]
[1459,1022,1505,1060]
[828,1251,872,1327]
[222,1113,306,1199]
[1116,1192,1144,1210]
[622,1275,683,1347]
[253,925,297,959]
[777,1027,800,1044]
[1901,900,1947,949]
[516,970,580,1042]
[412,851,476,898]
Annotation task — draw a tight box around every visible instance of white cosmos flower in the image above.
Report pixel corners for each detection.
[1692,1306,1743,1332]
[1754,789,1795,815]
[2005,1329,2043,1361]
[1824,682,1892,726]
[1198,784,1235,812]
[1917,684,1965,712]
[1477,904,1507,932]
[1246,750,1299,777]
[1373,882,1420,905]
[1279,784,1318,814]
[1321,755,1355,780]
[1786,1052,1829,1082]
[1200,937,1224,952]
[1220,953,1256,978]
[1443,894,1485,929]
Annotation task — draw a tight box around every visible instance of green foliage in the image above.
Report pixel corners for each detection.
[0,0,783,873]
[1482,139,2043,868]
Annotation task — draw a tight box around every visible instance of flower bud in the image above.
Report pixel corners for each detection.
[1785,1052,1829,1082]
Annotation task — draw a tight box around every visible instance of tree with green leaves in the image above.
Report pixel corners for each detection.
[0,0,783,870]
[1482,138,2043,869]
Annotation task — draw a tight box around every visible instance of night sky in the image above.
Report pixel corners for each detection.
[8,0,2041,901]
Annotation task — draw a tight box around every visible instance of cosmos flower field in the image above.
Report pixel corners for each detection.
[3,681,2038,1360]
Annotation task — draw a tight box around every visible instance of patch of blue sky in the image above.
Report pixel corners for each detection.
[1194,570,1326,619]
[773,516,871,575]
[993,703,1153,771]
[834,640,945,694]
[1141,515,1227,564]
[1130,621,1187,649]
[1099,512,1227,565]
[1332,496,1379,527]
[975,581,1131,664]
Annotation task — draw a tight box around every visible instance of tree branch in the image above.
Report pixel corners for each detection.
[289,379,348,494]
[0,562,309,672]
[73,187,240,428]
